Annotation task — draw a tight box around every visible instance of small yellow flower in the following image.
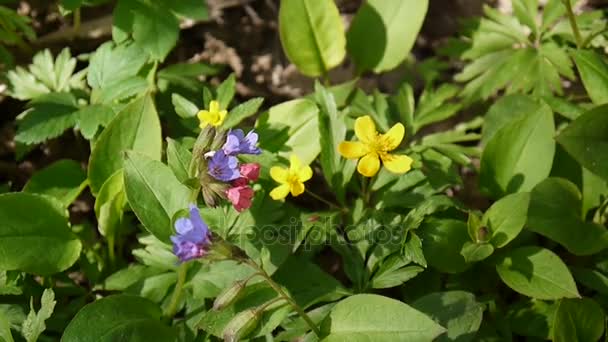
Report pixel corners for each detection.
[338,115,413,177]
[269,155,313,200]
[197,100,227,128]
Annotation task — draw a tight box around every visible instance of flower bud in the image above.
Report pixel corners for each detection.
[222,308,260,342]
[239,163,260,182]
[213,280,247,311]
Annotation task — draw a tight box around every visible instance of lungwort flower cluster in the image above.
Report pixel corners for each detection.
[338,115,413,177]
[205,129,261,212]
[171,204,212,262]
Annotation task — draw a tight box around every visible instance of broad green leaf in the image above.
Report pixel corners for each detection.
[256,99,320,165]
[527,178,608,255]
[347,0,428,73]
[0,193,81,275]
[460,242,494,263]
[169,0,208,20]
[15,92,80,145]
[553,298,604,342]
[132,2,179,61]
[166,138,192,183]
[87,41,148,90]
[480,102,555,197]
[582,167,608,216]
[62,295,175,341]
[412,291,484,342]
[171,93,198,119]
[321,294,445,341]
[571,50,608,105]
[506,299,556,339]
[94,170,126,238]
[495,246,580,300]
[223,97,264,128]
[22,159,87,208]
[485,192,530,248]
[124,151,191,243]
[571,267,608,295]
[88,95,162,195]
[278,0,346,76]
[92,76,149,104]
[75,104,116,140]
[556,104,608,181]
[420,219,470,274]
[21,289,55,342]
[481,94,544,145]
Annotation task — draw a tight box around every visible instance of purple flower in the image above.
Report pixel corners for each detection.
[171,204,211,262]
[222,129,261,156]
[208,150,241,181]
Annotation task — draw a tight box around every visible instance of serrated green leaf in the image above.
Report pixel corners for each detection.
[75,104,116,139]
[132,2,179,61]
[87,41,148,90]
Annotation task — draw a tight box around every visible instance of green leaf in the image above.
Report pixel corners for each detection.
[170,0,208,20]
[132,2,179,61]
[556,104,608,181]
[87,41,148,90]
[223,97,264,128]
[485,192,530,248]
[75,104,116,140]
[347,0,428,73]
[216,74,235,111]
[419,219,470,274]
[22,159,87,208]
[15,92,80,145]
[506,299,556,339]
[92,76,149,105]
[460,242,494,263]
[321,294,445,341]
[481,94,544,145]
[21,289,55,342]
[278,0,346,76]
[413,84,461,132]
[62,295,176,341]
[479,101,555,197]
[171,93,199,119]
[553,298,605,342]
[0,309,14,342]
[0,193,81,275]
[88,95,162,195]
[124,151,191,243]
[527,177,608,255]
[412,291,484,342]
[495,246,580,300]
[94,170,126,238]
[256,99,320,165]
[571,50,608,105]
[166,138,192,183]
[571,267,608,295]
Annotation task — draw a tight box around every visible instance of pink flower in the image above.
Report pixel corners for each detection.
[240,163,260,182]
[226,185,254,212]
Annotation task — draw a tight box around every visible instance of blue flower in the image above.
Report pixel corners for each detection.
[171,204,211,262]
[208,150,241,182]
[222,129,261,156]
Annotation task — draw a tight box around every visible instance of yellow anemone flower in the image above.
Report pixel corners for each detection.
[269,155,313,200]
[197,100,227,128]
[338,115,413,177]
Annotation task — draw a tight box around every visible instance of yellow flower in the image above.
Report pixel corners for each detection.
[338,115,413,177]
[197,100,227,128]
[269,155,313,200]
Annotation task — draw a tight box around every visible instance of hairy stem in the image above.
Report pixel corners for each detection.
[243,259,321,337]
[165,262,189,318]
[562,0,583,48]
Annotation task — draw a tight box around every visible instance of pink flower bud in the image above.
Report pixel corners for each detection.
[226,185,254,212]
[239,163,260,182]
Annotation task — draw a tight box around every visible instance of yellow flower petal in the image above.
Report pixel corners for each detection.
[381,123,405,151]
[357,153,380,177]
[289,155,302,172]
[290,181,305,197]
[209,100,220,113]
[381,153,413,174]
[338,141,368,159]
[270,184,290,200]
[297,165,313,182]
[270,166,288,183]
[354,115,377,144]
[218,110,228,125]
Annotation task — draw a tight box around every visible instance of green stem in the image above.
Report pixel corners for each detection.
[305,189,343,211]
[581,27,608,48]
[243,259,321,338]
[165,262,189,318]
[107,235,116,266]
[562,0,583,48]
[72,8,81,40]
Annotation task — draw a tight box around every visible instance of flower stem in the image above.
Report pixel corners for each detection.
[243,259,321,338]
[562,0,583,48]
[165,262,189,318]
[72,8,81,40]
[305,189,343,211]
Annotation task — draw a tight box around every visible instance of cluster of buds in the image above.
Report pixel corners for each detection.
[193,127,261,212]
